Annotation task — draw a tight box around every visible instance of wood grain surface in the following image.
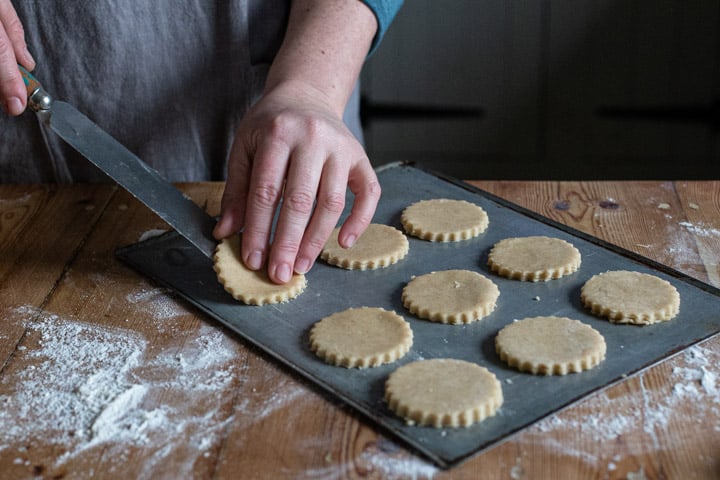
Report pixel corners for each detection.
[0,181,718,480]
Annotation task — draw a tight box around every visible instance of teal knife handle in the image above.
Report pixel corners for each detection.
[18,64,40,95]
[18,64,52,111]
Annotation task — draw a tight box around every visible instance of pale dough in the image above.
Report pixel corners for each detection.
[213,235,306,305]
[401,198,489,242]
[384,358,503,428]
[581,270,680,325]
[495,316,606,375]
[320,223,409,270]
[309,307,413,368]
[488,236,581,281]
[402,269,500,324]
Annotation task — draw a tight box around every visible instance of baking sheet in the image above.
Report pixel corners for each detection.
[116,163,720,468]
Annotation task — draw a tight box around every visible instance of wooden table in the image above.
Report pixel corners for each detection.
[0,181,718,479]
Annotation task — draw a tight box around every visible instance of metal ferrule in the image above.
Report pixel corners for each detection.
[28,87,53,112]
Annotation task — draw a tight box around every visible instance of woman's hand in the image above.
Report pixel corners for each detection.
[213,81,380,284]
[213,0,379,284]
[0,0,34,115]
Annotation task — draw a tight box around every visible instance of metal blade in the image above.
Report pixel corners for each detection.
[41,101,217,258]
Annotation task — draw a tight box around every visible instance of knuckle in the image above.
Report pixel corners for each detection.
[5,17,25,40]
[271,238,301,256]
[366,180,382,197]
[354,213,374,227]
[266,113,297,143]
[284,189,315,215]
[304,236,327,253]
[250,183,281,209]
[0,36,13,60]
[320,191,345,214]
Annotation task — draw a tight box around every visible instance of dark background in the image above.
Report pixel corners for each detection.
[360,0,720,180]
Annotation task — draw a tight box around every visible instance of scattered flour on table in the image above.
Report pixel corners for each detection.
[524,342,720,470]
[0,301,440,480]
[298,443,439,480]
[125,285,189,322]
[678,221,720,238]
[0,306,240,478]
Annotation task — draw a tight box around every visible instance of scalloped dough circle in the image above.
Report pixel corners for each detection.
[401,198,489,242]
[581,270,680,325]
[402,269,500,324]
[213,235,306,305]
[384,358,503,428]
[320,223,409,270]
[488,236,581,281]
[495,316,606,375]
[309,307,413,368]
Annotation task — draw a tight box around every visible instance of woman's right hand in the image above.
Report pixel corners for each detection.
[0,0,34,115]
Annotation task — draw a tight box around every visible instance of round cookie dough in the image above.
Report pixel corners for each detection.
[495,316,606,375]
[309,307,413,368]
[401,198,489,242]
[320,223,409,270]
[384,358,503,428]
[402,269,500,324]
[213,235,306,305]
[488,236,581,281]
[581,270,680,325]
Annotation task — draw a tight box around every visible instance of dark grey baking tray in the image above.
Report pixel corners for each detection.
[116,163,720,468]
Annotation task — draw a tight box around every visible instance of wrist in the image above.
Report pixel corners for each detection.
[265,0,377,118]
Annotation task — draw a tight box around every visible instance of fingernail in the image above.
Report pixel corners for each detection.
[295,257,311,275]
[5,97,23,116]
[276,263,292,283]
[344,234,357,248]
[246,250,263,270]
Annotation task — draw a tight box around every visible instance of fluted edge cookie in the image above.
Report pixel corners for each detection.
[488,236,581,281]
[309,307,413,368]
[495,316,606,375]
[402,269,500,324]
[581,270,680,325]
[401,198,489,242]
[213,235,306,305]
[384,358,503,428]
[320,223,409,270]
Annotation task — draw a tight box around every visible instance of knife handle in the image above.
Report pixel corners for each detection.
[18,64,52,111]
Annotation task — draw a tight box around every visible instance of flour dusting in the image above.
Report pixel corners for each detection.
[0,306,239,478]
[525,342,720,470]
[125,285,189,321]
[678,221,720,238]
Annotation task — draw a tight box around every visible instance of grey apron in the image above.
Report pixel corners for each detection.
[3,0,362,183]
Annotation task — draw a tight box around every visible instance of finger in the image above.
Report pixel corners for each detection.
[267,146,323,283]
[213,136,252,240]
[0,0,34,67]
[240,136,290,271]
[0,1,34,115]
[293,157,347,275]
[337,158,381,248]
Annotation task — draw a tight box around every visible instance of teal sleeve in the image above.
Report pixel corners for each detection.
[361,0,403,54]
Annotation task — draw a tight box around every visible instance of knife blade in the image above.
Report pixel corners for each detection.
[19,65,217,258]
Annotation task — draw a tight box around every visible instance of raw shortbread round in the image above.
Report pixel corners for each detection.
[213,235,306,305]
[320,223,409,270]
[384,358,503,428]
[581,270,680,325]
[401,198,489,242]
[488,236,581,281]
[402,270,500,324]
[495,316,606,375]
[309,307,413,368]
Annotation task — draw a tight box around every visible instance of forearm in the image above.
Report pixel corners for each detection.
[264,0,377,117]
